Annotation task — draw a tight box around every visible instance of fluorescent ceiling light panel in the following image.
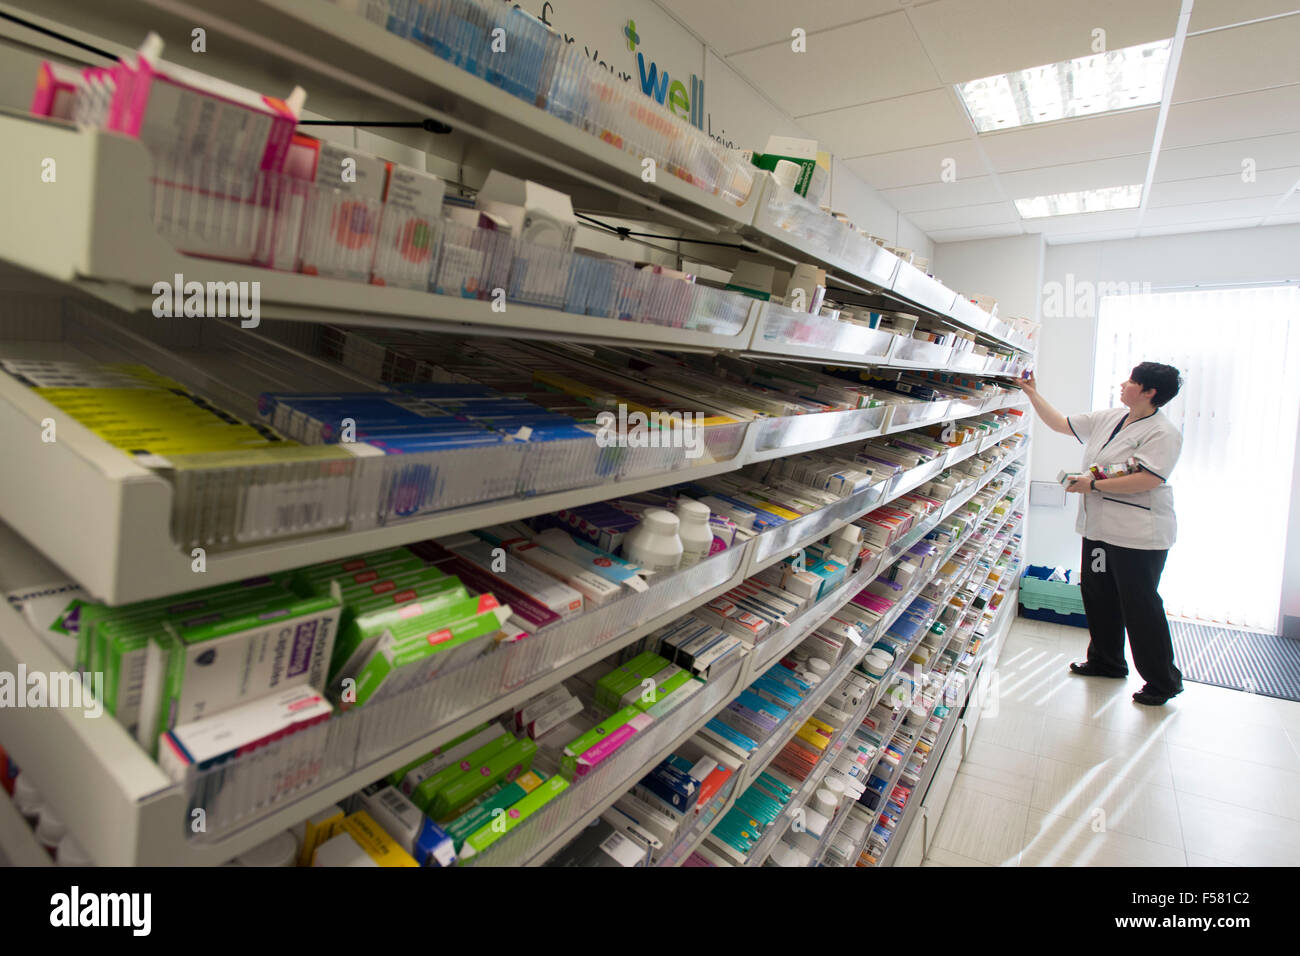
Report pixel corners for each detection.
[1014,185,1143,218]
[956,40,1171,133]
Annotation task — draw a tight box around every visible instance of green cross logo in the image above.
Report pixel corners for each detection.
[624,19,639,51]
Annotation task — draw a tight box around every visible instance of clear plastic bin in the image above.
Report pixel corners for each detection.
[182,708,360,842]
[148,153,285,266]
[432,218,512,299]
[371,198,444,291]
[348,440,528,528]
[752,405,889,455]
[299,184,384,283]
[750,477,890,568]
[891,335,955,368]
[885,398,951,430]
[891,260,957,316]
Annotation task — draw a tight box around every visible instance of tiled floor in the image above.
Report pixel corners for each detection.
[922,617,1300,867]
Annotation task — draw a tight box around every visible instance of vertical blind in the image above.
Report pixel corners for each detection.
[1093,286,1300,632]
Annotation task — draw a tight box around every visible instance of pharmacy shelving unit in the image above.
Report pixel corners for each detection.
[837,505,1025,869]
[855,571,1022,869]
[810,509,1023,868]
[845,509,1024,868]
[673,447,1026,866]
[0,433,1024,868]
[766,489,1026,867]
[0,0,1039,867]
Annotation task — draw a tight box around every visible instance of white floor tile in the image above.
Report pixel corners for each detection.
[1029,756,1183,848]
[1176,791,1300,867]
[923,846,990,867]
[1168,744,1300,821]
[1020,808,1187,867]
[1036,716,1173,786]
[923,617,1300,867]
[968,706,1046,756]
[929,781,1027,866]
[1163,711,1300,773]
[958,740,1039,804]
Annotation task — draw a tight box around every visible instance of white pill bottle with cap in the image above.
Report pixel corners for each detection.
[622,509,683,574]
[675,500,713,569]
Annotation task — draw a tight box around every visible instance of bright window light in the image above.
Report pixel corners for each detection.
[1014,185,1143,218]
[956,40,1171,133]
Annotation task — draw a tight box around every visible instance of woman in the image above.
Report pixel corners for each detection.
[1020,362,1185,705]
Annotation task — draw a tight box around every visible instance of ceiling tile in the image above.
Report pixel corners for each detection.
[981,108,1158,171]
[1162,85,1300,147]
[880,176,1007,213]
[930,223,1027,243]
[1043,228,1142,244]
[1137,218,1274,237]
[1139,196,1279,224]
[1146,167,1300,206]
[998,154,1150,200]
[1273,187,1300,212]
[842,141,985,190]
[801,89,974,157]
[1022,208,1144,234]
[910,201,1021,231]
[1155,133,1300,181]
[730,14,939,117]
[656,0,903,57]
[1173,18,1300,103]
[1188,1,1300,32]
[908,0,1181,84]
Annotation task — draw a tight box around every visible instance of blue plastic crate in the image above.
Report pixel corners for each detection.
[1020,565,1084,613]
[1019,605,1088,628]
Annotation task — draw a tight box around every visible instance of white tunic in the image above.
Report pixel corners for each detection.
[1066,407,1183,550]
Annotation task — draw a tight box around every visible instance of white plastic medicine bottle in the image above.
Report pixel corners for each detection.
[675,500,713,568]
[622,509,683,573]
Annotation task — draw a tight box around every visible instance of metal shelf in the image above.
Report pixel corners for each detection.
[0,112,1036,377]
[0,116,762,353]
[0,302,1025,605]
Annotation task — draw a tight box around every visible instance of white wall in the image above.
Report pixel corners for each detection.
[931,234,1044,321]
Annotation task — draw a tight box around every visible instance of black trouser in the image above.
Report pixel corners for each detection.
[1079,538,1183,695]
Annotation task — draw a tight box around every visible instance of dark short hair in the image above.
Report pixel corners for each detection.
[1131,362,1183,407]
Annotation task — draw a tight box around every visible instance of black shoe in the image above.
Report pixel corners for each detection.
[1069,661,1128,678]
[1133,684,1183,706]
